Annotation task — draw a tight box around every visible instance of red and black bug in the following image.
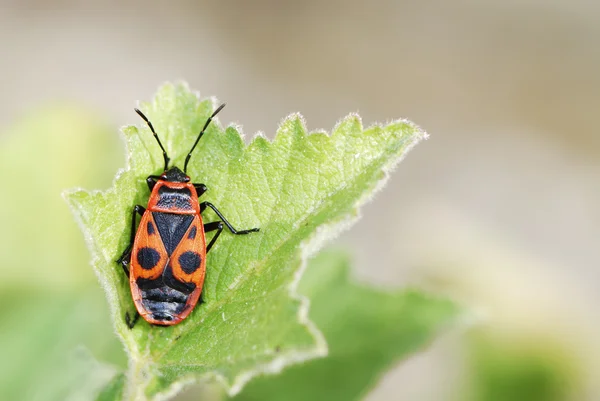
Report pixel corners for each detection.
[117,104,259,327]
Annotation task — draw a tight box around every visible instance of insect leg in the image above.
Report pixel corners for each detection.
[193,183,208,197]
[147,175,161,191]
[200,202,260,234]
[125,311,140,329]
[116,205,146,277]
[204,221,224,253]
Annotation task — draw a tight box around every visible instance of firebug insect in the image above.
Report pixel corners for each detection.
[117,104,259,328]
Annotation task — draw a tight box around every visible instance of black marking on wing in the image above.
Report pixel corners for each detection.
[136,277,163,290]
[163,263,196,294]
[188,225,197,240]
[152,212,193,255]
[136,264,196,295]
[147,221,156,235]
[179,251,202,274]
[137,247,160,270]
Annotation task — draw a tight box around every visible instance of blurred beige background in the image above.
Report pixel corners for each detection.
[1,1,598,400]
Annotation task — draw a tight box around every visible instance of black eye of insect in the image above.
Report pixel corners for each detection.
[116,103,260,328]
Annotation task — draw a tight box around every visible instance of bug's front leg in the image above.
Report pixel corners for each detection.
[116,205,146,277]
[193,183,208,198]
[147,175,161,191]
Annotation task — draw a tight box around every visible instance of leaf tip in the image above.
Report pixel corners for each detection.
[275,112,307,141]
[248,131,272,150]
[62,187,90,209]
[331,113,364,137]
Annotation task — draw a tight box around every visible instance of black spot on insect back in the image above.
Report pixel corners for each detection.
[188,225,197,240]
[179,251,202,274]
[137,247,160,270]
[147,221,156,235]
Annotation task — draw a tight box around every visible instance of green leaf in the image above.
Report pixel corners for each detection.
[461,331,580,401]
[96,373,126,401]
[42,347,119,401]
[0,288,125,401]
[65,82,427,400]
[0,105,122,289]
[231,250,459,401]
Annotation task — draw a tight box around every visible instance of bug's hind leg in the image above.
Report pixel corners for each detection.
[200,202,260,235]
[117,244,133,277]
[125,311,140,329]
[116,205,146,277]
[118,205,145,328]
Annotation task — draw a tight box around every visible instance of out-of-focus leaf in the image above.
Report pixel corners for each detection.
[462,330,580,401]
[96,373,126,401]
[0,105,122,288]
[0,105,125,400]
[0,288,125,400]
[40,347,119,401]
[232,250,459,401]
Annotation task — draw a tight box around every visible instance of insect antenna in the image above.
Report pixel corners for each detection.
[184,103,226,173]
[134,108,170,172]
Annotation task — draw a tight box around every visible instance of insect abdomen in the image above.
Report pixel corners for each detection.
[139,285,189,323]
[135,264,197,324]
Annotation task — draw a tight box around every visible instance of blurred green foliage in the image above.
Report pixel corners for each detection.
[0,105,126,400]
[0,106,122,287]
[461,330,580,401]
